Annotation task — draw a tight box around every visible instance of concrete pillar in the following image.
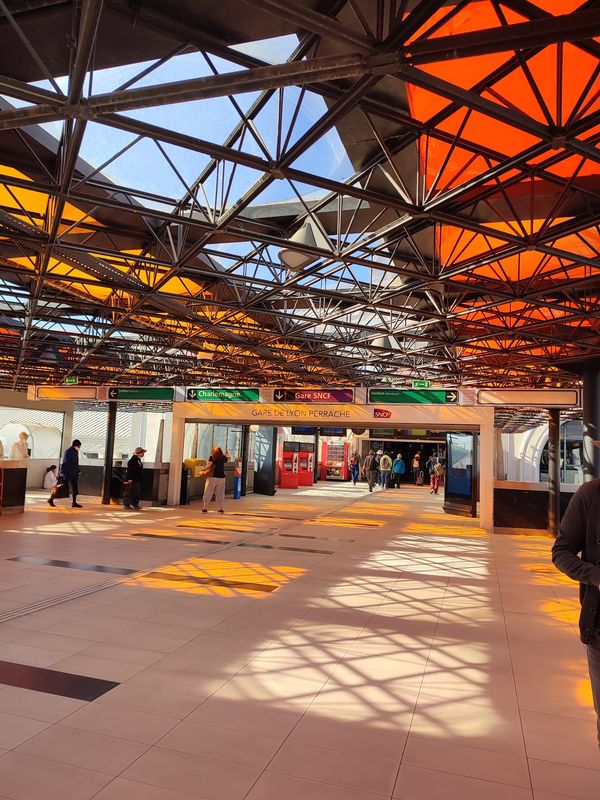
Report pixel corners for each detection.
[60,409,74,454]
[583,367,600,481]
[547,409,561,536]
[167,415,185,506]
[479,415,495,532]
[101,402,117,505]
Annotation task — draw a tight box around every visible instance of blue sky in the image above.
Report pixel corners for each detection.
[7,35,354,211]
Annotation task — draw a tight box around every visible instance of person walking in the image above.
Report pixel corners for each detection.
[411,453,421,484]
[430,461,444,495]
[43,465,57,490]
[10,431,29,460]
[202,446,230,513]
[123,447,146,510]
[379,451,392,490]
[362,449,378,492]
[392,453,405,488]
[48,439,82,508]
[349,452,360,485]
[426,454,438,492]
[552,442,600,746]
[374,449,383,485]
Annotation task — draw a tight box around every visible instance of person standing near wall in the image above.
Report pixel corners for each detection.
[552,440,600,746]
[10,431,29,460]
[202,446,230,513]
[48,439,82,508]
[124,447,146,511]
[412,452,422,484]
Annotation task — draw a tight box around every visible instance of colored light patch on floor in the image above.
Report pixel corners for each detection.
[303,516,384,529]
[402,522,487,538]
[178,520,261,533]
[226,512,306,521]
[128,557,305,597]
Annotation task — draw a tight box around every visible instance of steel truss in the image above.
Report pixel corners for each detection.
[0,0,598,390]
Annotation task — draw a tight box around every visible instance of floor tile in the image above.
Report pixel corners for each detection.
[402,736,531,788]
[159,721,281,767]
[60,703,177,744]
[393,765,533,799]
[0,751,111,800]
[92,778,201,800]
[246,771,387,800]
[0,687,85,723]
[95,684,201,719]
[0,712,50,750]
[186,697,301,738]
[528,758,600,799]
[17,724,148,776]
[269,741,398,795]
[122,746,261,799]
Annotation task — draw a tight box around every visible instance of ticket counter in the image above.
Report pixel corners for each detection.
[79,461,170,506]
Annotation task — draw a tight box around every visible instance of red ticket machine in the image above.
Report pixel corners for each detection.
[298,443,315,486]
[320,441,350,481]
[279,441,300,489]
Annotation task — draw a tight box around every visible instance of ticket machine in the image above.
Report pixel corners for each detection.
[298,443,315,486]
[320,441,350,481]
[279,441,300,489]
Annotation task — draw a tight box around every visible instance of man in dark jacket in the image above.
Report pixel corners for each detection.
[48,439,82,508]
[124,446,146,510]
[552,455,600,745]
[362,449,378,492]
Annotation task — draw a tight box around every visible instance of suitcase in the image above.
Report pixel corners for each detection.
[416,470,424,486]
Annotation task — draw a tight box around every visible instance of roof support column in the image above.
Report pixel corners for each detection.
[583,367,600,481]
[101,401,117,505]
[547,409,561,536]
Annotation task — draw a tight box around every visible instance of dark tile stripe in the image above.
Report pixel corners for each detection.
[177,523,255,533]
[227,512,305,520]
[146,570,277,593]
[8,556,136,575]
[236,543,334,555]
[0,660,118,702]
[132,533,233,545]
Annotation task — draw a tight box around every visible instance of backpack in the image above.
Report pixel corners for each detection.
[379,455,392,471]
[434,462,444,477]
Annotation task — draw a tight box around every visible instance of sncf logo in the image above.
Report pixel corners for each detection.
[373,408,392,419]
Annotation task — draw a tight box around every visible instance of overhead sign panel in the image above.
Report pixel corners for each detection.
[103,387,175,401]
[274,388,355,403]
[28,385,99,400]
[368,388,459,404]
[477,389,579,408]
[186,387,260,402]
[412,380,430,389]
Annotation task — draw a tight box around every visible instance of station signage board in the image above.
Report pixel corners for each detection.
[368,388,459,404]
[102,387,175,401]
[476,389,579,408]
[186,387,260,402]
[28,385,100,400]
[274,388,354,403]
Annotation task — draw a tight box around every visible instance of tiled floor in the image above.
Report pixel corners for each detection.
[0,482,597,799]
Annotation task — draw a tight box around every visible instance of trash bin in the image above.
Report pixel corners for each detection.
[233,475,241,499]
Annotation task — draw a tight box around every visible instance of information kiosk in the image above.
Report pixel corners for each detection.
[279,441,300,489]
[298,443,315,486]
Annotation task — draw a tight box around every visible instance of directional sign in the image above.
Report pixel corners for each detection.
[412,379,430,389]
[105,387,174,401]
[273,388,355,403]
[63,376,79,385]
[186,387,260,402]
[368,388,459,404]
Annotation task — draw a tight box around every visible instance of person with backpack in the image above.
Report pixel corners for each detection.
[392,453,405,488]
[349,452,360,485]
[362,449,378,492]
[411,452,422,484]
[378,451,393,490]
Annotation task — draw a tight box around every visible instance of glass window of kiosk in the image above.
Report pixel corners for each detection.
[183,423,243,461]
[539,419,583,485]
[445,433,474,499]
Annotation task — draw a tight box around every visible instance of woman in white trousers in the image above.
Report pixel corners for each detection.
[202,446,230,513]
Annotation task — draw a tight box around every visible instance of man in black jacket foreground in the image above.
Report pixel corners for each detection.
[124,446,146,510]
[552,443,600,745]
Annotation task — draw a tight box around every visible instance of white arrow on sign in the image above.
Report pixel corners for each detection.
[187,388,196,400]
[274,390,284,401]
[108,388,119,399]
[446,391,458,402]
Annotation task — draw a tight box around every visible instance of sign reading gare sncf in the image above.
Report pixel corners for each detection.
[273,389,355,403]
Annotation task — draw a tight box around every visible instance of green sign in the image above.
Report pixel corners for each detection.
[108,387,174,401]
[412,379,430,389]
[63,376,78,385]
[369,388,459,404]
[186,387,260,402]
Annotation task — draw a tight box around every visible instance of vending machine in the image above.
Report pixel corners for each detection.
[298,443,315,486]
[320,441,350,481]
[279,441,300,489]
